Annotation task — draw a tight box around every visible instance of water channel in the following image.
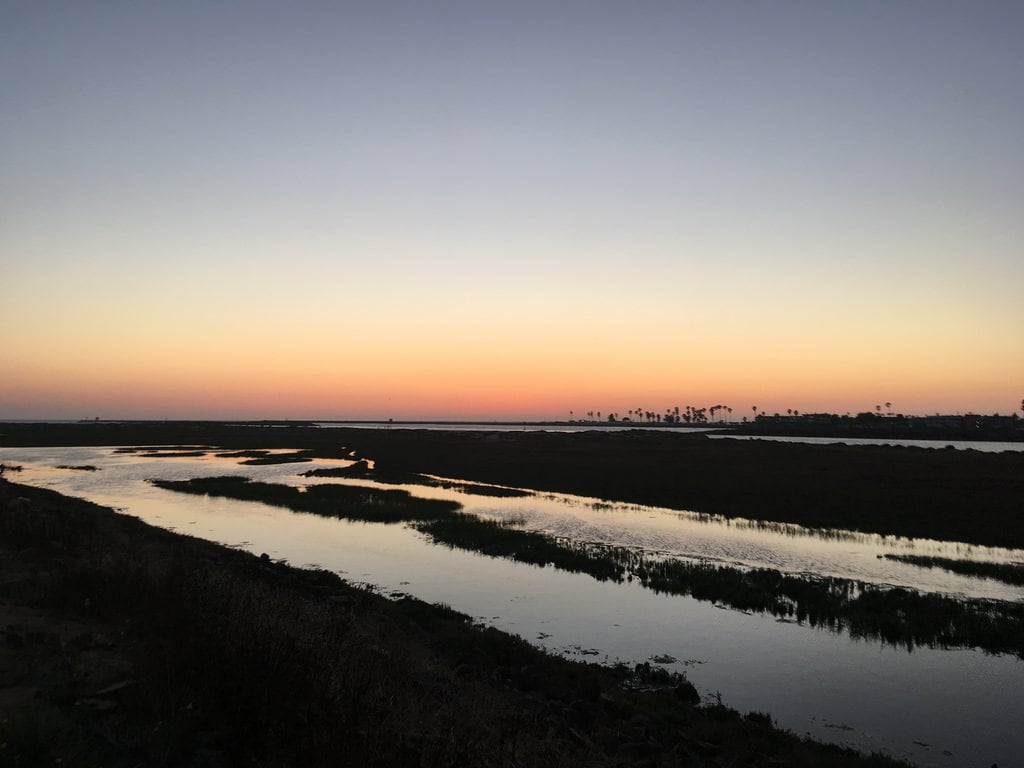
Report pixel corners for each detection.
[1,444,1021,767]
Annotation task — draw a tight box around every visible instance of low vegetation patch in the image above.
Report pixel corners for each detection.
[434,480,532,498]
[623,554,1024,658]
[151,476,464,524]
[301,463,532,497]
[154,477,1024,660]
[884,554,1024,587]
[4,422,1022,547]
[215,449,272,458]
[112,445,212,454]
[138,450,209,457]
[238,451,317,465]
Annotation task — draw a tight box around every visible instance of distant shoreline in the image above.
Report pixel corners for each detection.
[2,415,1020,442]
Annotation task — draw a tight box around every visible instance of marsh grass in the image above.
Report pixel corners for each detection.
[112,445,213,454]
[151,476,463,524]
[423,518,626,581]
[153,477,1024,659]
[624,555,1024,657]
[239,451,316,465]
[436,481,532,498]
[301,460,373,477]
[138,450,209,458]
[883,554,1024,587]
[301,464,532,497]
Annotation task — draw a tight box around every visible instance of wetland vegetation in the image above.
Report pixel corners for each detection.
[155,476,1024,659]
[883,554,1024,587]
[0,477,910,767]
[301,461,532,497]
[151,476,464,525]
[4,421,1021,548]
[332,428,1024,550]
[151,476,623,579]
[238,453,314,465]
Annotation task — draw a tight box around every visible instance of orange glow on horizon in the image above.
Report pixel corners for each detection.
[3,275,1021,421]
[3,354,1019,422]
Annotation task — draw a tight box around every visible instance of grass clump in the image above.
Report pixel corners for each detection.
[138,450,209,457]
[214,449,272,458]
[628,557,1024,658]
[301,464,532,498]
[238,451,316,465]
[883,554,1024,587]
[422,517,626,581]
[151,476,463,524]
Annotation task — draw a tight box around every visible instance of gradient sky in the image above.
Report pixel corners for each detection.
[2,1,1022,421]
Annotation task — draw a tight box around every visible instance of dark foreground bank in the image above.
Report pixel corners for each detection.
[0,478,907,767]
[3,421,1023,548]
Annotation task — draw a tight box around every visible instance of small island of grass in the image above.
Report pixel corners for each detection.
[884,554,1024,587]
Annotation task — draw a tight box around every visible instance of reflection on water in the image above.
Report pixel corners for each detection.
[402,477,1024,603]
[1,445,1022,767]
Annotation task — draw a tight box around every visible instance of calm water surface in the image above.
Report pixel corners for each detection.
[2,445,1021,767]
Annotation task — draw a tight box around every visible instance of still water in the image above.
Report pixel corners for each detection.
[2,445,1021,767]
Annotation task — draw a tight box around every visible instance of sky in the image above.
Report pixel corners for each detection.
[2,1,1022,421]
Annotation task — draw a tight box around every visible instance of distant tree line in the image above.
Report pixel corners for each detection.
[569,405,736,425]
[568,398,1024,429]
